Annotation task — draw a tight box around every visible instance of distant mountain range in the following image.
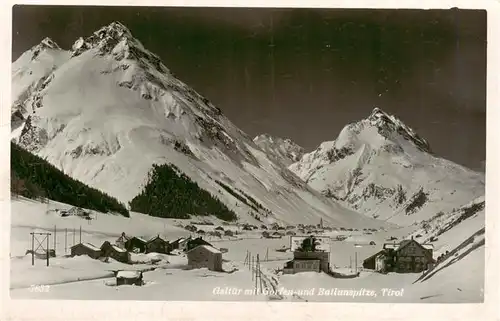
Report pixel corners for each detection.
[287,107,484,225]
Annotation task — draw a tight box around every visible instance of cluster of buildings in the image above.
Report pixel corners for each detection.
[362,237,435,273]
[70,232,224,271]
[281,235,435,276]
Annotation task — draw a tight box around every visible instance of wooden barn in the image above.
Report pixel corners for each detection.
[100,241,130,263]
[70,243,102,259]
[116,271,143,286]
[186,245,223,271]
[186,237,212,252]
[145,235,170,254]
[125,236,147,253]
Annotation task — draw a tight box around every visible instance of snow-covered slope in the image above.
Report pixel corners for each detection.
[11,37,71,131]
[11,22,383,227]
[289,108,485,226]
[253,134,305,166]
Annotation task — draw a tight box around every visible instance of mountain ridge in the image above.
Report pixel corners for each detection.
[11,21,384,227]
[253,133,305,166]
[289,107,484,226]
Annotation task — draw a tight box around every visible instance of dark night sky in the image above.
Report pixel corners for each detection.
[12,6,487,171]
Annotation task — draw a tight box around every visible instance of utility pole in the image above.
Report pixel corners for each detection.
[251,256,254,281]
[31,232,35,266]
[54,225,56,253]
[46,234,49,266]
[30,232,51,266]
[255,254,260,294]
[355,251,358,273]
[79,226,82,243]
[65,228,67,255]
[73,228,75,245]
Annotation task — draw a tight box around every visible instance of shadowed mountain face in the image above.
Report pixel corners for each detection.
[12,7,486,171]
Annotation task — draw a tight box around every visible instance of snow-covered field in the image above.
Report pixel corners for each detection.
[9,197,484,302]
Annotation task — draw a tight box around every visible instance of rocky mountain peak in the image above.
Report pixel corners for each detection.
[366,107,432,153]
[71,21,139,57]
[29,37,61,60]
[38,37,60,50]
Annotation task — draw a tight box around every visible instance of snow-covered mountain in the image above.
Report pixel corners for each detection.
[11,37,72,130]
[289,108,485,226]
[10,22,384,227]
[253,134,305,166]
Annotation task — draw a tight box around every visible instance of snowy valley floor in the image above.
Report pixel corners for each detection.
[9,198,484,303]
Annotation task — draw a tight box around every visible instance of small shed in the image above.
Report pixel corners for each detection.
[145,235,170,254]
[125,236,147,253]
[116,270,143,286]
[70,243,102,259]
[100,241,130,263]
[363,250,386,270]
[186,245,223,271]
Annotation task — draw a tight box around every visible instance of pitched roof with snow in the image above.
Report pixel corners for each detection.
[422,244,434,250]
[363,249,386,262]
[77,242,101,251]
[111,244,127,253]
[130,236,147,243]
[148,235,167,243]
[383,243,399,249]
[117,271,141,279]
[186,244,221,254]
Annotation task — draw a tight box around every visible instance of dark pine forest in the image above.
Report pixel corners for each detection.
[11,142,129,216]
[129,163,237,221]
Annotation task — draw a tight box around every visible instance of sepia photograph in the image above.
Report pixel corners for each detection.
[8,4,488,305]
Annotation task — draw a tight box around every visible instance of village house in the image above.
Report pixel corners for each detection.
[293,250,330,273]
[125,236,147,253]
[116,270,143,286]
[363,237,434,273]
[145,235,171,254]
[115,232,130,249]
[186,245,223,271]
[100,241,130,263]
[186,237,213,251]
[70,242,102,259]
[170,237,190,251]
[283,241,330,275]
